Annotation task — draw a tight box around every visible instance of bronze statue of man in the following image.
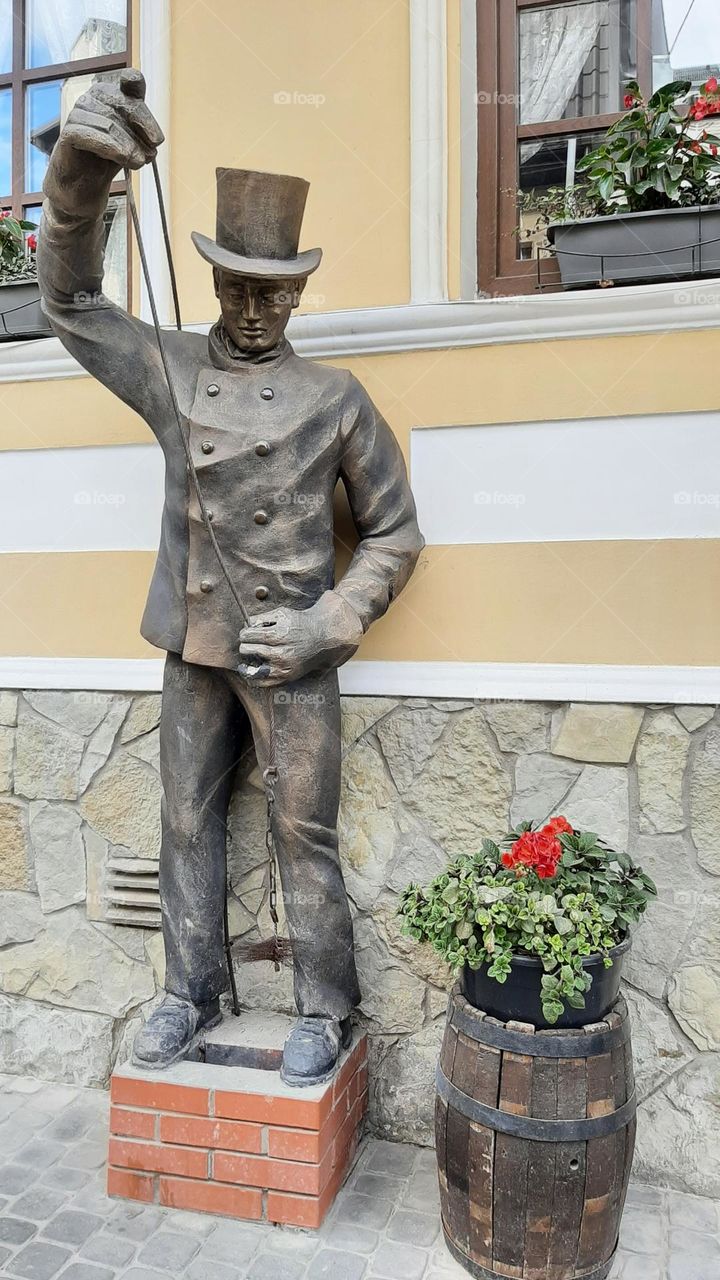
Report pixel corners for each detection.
[37,69,423,1085]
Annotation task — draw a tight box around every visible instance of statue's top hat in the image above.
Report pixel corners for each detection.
[191,168,322,280]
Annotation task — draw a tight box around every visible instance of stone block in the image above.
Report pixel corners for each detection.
[668,966,720,1051]
[0,799,32,889]
[0,725,14,791]
[29,802,86,913]
[561,764,630,851]
[0,890,45,947]
[634,1054,720,1199]
[0,994,114,1087]
[341,696,398,753]
[622,985,693,1099]
[0,906,155,1017]
[675,706,715,732]
[0,691,18,726]
[375,705,448,791]
[15,713,85,801]
[120,695,162,744]
[404,709,511,850]
[80,753,161,860]
[552,703,644,763]
[690,724,720,874]
[370,1019,444,1145]
[484,701,549,754]
[511,753,581,826]
[339,739,398,912]
[637,711,690,833]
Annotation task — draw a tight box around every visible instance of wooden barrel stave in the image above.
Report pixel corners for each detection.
[436,988,635,1280]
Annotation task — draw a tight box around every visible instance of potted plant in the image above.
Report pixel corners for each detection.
[526,79,720,288]
[0,213,51,341]
[399,814,656,1027]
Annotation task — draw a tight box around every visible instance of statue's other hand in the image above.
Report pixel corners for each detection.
[238,594,364,687]
[62,68,164,171]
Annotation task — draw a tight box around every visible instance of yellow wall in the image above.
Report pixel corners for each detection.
[1,0,719,670]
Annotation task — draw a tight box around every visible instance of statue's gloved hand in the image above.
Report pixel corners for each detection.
[61,67,164,174]
[238,592,363,687]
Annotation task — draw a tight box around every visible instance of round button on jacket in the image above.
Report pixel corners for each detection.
[207,383,220,397]
[200,580,213,593]
[260,387,274,401]
[254,510,269,526]
[201,440,214,454]
[255,586,269,601]
[255,441,271,457]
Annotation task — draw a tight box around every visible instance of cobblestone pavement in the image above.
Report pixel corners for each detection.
[0,1074,717,1279]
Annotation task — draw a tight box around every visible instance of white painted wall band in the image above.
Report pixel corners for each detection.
[0,658,717,703]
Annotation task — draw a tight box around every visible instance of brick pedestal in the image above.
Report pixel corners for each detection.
[108,1020,368,1229]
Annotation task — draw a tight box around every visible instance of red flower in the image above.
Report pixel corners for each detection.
[623,93,636,109]
[543,815,573,837]
[705,77,718,94]
[0,211,8,219]
[712,145,718,157]
[27,233,37,252]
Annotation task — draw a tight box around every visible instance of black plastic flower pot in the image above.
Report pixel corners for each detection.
[547,205,720,288]
[461,936,631,1029]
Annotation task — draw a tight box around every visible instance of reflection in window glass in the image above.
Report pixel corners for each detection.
[26,0,126,69]
[103,193,127,305]
[654,0,720,91]
[0,0,11,75]
[519,0,638,125]
[517,131,608,260]
[26,69,121,193]
[0,88,10,197]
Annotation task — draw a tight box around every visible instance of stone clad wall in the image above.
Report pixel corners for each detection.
[0,689,719,1196]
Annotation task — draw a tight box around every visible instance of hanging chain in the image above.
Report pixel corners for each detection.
[125,162,283,978]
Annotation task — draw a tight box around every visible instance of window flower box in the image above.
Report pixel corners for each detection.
[0,278,53,341]
[548,204,720,289]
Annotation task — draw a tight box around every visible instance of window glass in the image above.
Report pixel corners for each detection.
[517,130,608,260]
[0,87,10,197]
[0,0,11,75]
[26,68,121,193]
[654,0,720,91]
[519,0,638,124]
[26,0,127,69]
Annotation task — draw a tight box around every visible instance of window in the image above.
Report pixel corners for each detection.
[0,0,131,304]
[477,0,720,295]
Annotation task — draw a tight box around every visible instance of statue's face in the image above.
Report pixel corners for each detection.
[214,270,303,352]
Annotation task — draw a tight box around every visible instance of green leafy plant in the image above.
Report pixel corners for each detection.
[399,816,656,1024]
[517,79,720,252]
[0,213,38,285]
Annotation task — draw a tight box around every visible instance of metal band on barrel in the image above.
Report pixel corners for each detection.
[436,1065,637,1142]
[441,1227,616,1280]
[450,1002,630,1058]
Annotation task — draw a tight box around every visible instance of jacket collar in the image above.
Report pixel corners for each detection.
[207,319,294,372]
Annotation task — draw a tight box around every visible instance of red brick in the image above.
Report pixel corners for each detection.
[214,1089,332,1130]
[109,1138,208,1180]
[110,1107,157,1141]
[159,1176,262,1219]
[332,1037,366,1106]
[268,1095,346,1163]
[357,1063,369,1099]
[160,1114,263,1154]
[267,1153,349,1229]
[214,1149,333,1195]
[111,1074,209,1116]
[107,1166,155,1203]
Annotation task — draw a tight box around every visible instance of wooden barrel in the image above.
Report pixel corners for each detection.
[436,985,636,1280]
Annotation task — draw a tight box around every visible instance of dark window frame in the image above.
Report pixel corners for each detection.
[477,0,654,296]
[0,0,130,225]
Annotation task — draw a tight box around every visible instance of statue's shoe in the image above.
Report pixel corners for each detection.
[132,994,222,1070]
[280,1015,353,1087]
